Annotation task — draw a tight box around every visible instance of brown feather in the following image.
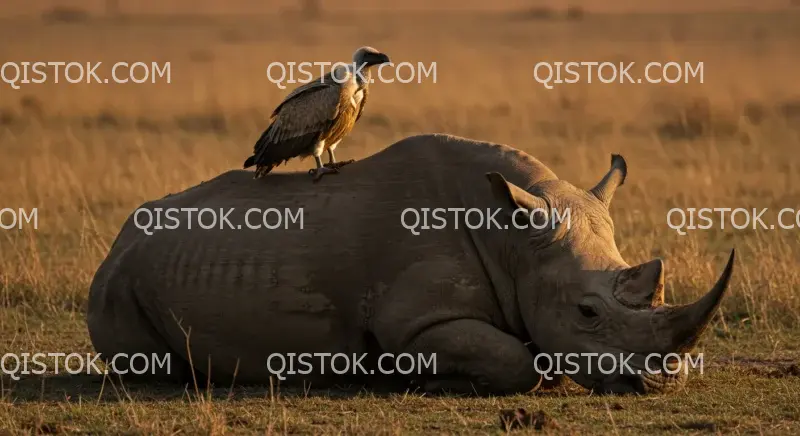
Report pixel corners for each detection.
[355,83,369,123]
[353,70,371,123]
[244,68,368,178]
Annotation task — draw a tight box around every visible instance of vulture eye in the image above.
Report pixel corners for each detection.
[578,304,598,318]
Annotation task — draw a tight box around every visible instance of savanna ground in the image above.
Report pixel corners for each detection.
[2,3,800,434]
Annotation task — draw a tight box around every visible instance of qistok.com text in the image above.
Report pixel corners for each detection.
[533,352,704,380]
[1,352,172,380]
[134,207,304,235]
[266,352,437,381]
[667,207,800,235]
[401,207,571,235]
[1,61,171,89]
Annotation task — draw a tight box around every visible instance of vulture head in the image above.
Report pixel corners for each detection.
[353,46,391,68]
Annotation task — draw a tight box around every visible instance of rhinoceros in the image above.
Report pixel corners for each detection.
[87,133,734,395]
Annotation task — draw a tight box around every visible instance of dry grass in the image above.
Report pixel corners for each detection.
[1,8,800,434]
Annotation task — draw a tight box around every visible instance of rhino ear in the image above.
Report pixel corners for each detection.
[590,154,627,208]
[485,172,548,222]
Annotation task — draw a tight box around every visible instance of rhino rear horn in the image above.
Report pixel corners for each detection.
[590,154,627,208]
[613,259,665,308]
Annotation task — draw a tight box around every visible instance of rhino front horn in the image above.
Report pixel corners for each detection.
[590,154,627,208]
[654,250,735,353]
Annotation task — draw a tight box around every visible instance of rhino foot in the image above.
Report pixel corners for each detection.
[398,319,541,396]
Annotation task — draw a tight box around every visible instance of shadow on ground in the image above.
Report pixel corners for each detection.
[3,373,416,403]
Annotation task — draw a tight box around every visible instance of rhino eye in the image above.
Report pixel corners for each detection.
[578,304,598,318]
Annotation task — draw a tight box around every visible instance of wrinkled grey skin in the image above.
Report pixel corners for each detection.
[87,133,734,395]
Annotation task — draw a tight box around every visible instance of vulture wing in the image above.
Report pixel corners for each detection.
[245,71,347,173]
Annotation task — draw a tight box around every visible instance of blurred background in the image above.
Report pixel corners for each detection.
[2,0,796,14]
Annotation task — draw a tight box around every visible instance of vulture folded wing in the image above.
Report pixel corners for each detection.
[270,73,332,118]
[251,76,345,167]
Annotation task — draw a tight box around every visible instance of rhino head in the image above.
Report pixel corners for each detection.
[486,155,734,394]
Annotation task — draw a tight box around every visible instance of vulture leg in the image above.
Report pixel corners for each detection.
[309,155,339,182]
[324,148,356,170]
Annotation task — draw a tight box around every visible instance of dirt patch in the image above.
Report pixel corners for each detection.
[762,363,800,378]
[710,358,800,378]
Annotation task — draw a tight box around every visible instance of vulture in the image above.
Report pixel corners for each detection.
[243,46,391,182]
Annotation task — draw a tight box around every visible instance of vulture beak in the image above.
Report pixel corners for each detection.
[366,52,391,67]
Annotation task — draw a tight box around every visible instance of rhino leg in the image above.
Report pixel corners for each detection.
[87,256,193,384]
[403,319,541,395]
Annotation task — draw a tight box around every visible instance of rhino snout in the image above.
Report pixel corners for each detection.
[594,365,688,395]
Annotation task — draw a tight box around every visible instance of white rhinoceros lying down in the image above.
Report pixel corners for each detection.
[87,133,734,395]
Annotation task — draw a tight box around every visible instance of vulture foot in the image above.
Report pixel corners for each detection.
[324,159,356,170]
[309,166,339,183]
